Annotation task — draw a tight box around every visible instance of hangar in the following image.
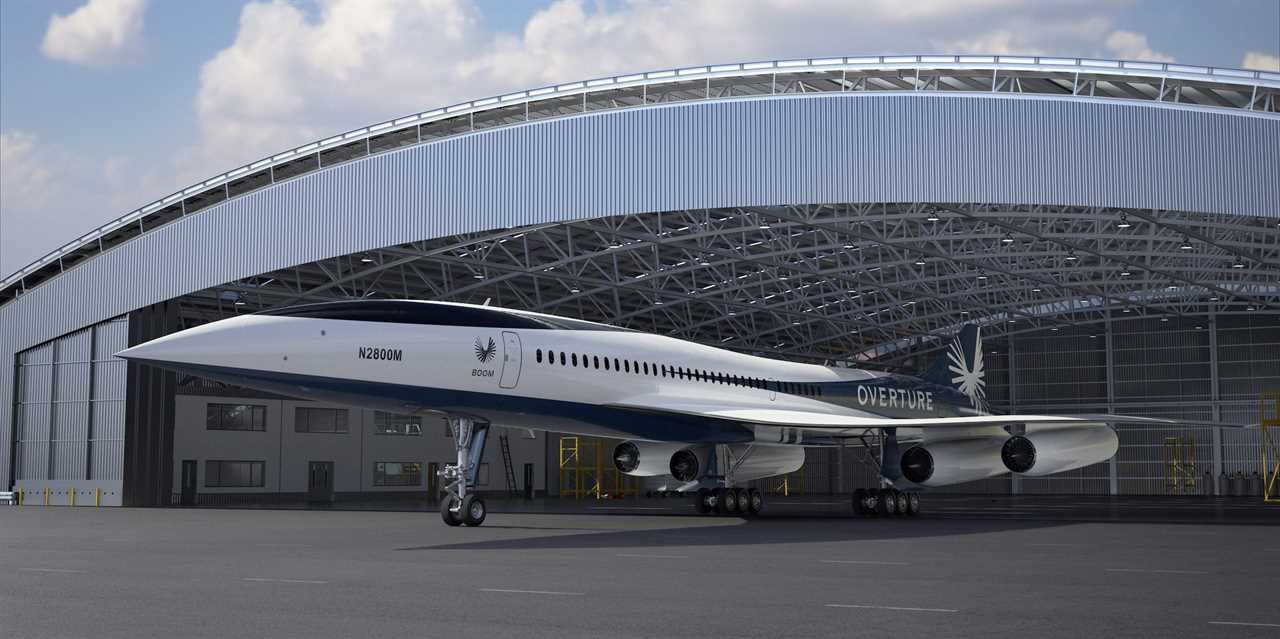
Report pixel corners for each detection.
[2,55,1278,507]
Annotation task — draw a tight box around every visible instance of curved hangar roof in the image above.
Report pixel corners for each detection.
[2,54,1278,367]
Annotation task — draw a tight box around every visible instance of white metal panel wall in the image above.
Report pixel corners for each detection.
[2,92,1278,486]
[11,317,128,494]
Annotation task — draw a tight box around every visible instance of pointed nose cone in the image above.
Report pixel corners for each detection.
[115,315,262,371]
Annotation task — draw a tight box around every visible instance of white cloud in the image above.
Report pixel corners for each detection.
[1103,30,1174,62]
[0,130,174,276]
[0,132,52,217]
[41,0,147,67]
[1241,51,1280,71]
[186,0,1141,175]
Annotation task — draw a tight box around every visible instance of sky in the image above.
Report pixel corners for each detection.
[2,0,1278,278]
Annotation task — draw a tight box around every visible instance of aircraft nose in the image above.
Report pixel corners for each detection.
[115,314,260,367]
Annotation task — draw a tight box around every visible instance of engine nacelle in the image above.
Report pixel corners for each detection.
[899,437,1007,487]
[725,444,805,482]
[613,441,696,477]
[1001,426,1118,476]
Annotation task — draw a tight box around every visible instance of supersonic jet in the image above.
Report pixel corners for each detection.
[118,299,1189,526]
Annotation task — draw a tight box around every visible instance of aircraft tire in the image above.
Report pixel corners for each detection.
[905,492,921,517]
[714,487,731,515]
[695,488,712,514]
[852,488,867,516]
[746,488,763,515]
[876,489,897,516]
[440,496,464,526]
[894,491,909,517]
[730,488,747,515]
[461,495,486,526]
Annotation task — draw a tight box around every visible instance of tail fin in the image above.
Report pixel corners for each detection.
[921,324,986,411]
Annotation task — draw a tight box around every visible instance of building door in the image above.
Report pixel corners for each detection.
[426,462,440,501]
[180,460,197,507]
[307,461,335,504]
[523,463,535,500]
[499,331,522,389]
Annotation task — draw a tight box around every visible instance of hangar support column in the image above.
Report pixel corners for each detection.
[123,302,180,507]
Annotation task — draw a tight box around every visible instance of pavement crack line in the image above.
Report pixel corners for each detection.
[18,568,87,574]
[242,578,328,584]
[479,588,585,596]
[821,560,911,566]
[825,604,957,613]
[1105,568,1207,575]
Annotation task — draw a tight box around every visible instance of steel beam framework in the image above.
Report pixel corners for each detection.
[174,203,1279,370]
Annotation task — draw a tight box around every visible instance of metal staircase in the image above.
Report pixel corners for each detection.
[498,430,518,498]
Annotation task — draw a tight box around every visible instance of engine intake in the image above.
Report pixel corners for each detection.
[612,441,695,477]
[1000,427,1118,476]
[669,449,701,482]
[897,437,1006,487]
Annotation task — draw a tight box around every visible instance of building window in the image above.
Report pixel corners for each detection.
[206,403,266,432]
[205,460,265,487]
[295,407,349,433]
[374,461,423,486]
[374,412,423,436]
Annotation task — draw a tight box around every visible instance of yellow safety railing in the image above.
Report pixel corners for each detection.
[1262,393,1279,504]
[1162,437,1197,495]
[558,436,636,499]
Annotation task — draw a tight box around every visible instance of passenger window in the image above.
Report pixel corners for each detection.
[604,357,611,371]
[594,356,600,369]
[642,362,649,375]
[571,353,578,367]
[559,352,566,366]
[536,349,543,363]
[614,358,620,371]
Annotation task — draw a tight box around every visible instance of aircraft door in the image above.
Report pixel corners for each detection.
[499,331,522,389]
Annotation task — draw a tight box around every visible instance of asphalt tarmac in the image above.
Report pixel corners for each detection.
[2,496,1277,639]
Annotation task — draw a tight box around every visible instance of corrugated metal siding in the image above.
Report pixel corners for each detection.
[10,317,128,485]
[1,92,1278,485]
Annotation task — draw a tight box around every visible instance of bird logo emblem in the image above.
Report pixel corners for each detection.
[474,337,497,363]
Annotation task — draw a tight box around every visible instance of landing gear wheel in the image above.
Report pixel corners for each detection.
[853,488,867,516]
[731,488,747,515]
[461,495,486,527]
[695,488,712,514]
[721,489,742,514]
[876,489,898,517]
[745,488,763,515]
[894,491,909,517]
[440,496,463,527]
[905,492,921,517]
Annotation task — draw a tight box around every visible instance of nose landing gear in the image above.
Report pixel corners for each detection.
[440,416,490,527]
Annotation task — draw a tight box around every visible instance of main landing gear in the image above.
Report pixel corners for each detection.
[440,416,489,527]
[853,488,921,518]
[694,486,764,517]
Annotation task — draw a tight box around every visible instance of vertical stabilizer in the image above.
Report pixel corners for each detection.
[921,325,986,411]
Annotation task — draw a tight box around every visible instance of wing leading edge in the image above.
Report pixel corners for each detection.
[607,396,1246,430]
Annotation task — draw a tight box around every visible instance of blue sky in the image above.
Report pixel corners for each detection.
[2,0,1278,277]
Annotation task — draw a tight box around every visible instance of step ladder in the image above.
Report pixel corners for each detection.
[498,430,518,498]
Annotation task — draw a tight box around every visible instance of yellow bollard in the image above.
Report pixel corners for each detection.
[70,487,76,507]
[95,488,101,507]
[17,489,23,506]
[44,488,49,506]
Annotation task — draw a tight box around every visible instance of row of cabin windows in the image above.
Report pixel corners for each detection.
[532,348,822,397]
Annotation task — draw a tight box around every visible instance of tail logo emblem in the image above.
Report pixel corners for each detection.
[474,337,497,363]
[947,327,986,410]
